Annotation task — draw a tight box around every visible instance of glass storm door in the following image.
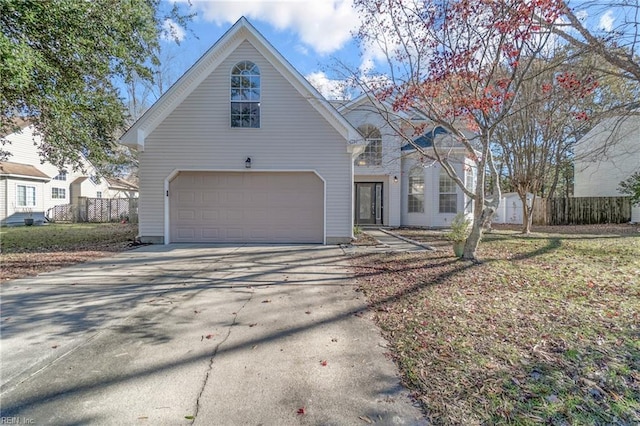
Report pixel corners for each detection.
[355,183,383,225]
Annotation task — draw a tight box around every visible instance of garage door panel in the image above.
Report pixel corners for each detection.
[176,227,196,240]
[177,191,196,204]
[170,171,323,243]
[201,209,220,221]
[201,228,220,239]
[176,209,196,221]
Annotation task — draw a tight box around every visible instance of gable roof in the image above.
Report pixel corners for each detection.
[0,161,50,181]
[120,17,361,150]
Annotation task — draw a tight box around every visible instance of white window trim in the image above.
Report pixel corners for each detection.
[230,61,261,128]
[16,184,37,208]
[53,171,67,181]
[52,187,67,199]
[355,124,383,167]
[408,166,425,213]
[439,170,458,214]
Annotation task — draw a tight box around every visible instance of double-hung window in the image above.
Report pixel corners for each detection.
[439,170,458,213]
[231,61,260,128]
[52,187,66,199]
[17,185,36,207]
[408,166,424,213]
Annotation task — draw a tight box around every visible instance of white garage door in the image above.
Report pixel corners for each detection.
[169,171,324,243]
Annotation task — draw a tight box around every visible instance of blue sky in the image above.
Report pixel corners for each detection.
[153,0,629,101]
[157,0,366,100]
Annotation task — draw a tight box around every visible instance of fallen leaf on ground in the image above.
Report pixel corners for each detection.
[249,323,257,327]
[320,360,328,366]
[297,407,306,415]
[359,415,373,423]
[262,299,272,303]
[205,334,214,339]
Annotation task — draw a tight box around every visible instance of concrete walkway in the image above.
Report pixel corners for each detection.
[358,228,434,252]
[0,244,426,425]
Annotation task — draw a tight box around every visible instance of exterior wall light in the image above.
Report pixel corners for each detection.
[393,175,399,183]
[245,157,252,168]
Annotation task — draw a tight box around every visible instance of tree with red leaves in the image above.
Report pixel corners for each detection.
[354,0,565,260]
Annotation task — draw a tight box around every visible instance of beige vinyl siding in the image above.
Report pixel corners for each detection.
[140,41,353,242]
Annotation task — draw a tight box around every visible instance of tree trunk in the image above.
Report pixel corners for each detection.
[463,214,483,260]
[463,204,496,261]
[519,193,532,234]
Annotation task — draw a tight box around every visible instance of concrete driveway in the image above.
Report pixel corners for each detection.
[0,244,426,425]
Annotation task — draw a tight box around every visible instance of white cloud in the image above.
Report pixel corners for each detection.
[599,10,615,32]
[305,71,350,100]
[186,0,359,54]
[162,19,186,42]
[575,10,588,22]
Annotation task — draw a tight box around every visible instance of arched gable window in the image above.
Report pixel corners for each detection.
[408,166,424,213]
[231,61,260,128]
[355,124,382,166]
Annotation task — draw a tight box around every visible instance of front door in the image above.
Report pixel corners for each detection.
[355,182,383,225]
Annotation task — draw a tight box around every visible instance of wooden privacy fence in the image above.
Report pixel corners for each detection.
[46,197,138,223]
[532,196,632,225]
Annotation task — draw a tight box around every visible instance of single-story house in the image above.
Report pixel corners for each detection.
[121,18,481,244]
[0,123,139,226]
[574,113,640,223]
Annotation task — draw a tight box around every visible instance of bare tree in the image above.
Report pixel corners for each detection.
[493,44,637,233]
[553,1,640,84]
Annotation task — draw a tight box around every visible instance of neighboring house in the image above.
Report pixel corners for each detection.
[119,17,365,244]
[0,124,138,225]
[574,114,640,223]
[0,161,50,225]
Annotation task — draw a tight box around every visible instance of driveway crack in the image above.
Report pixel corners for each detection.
[191,286,255,422]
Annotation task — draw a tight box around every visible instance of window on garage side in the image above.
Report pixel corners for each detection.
[355,124,382,166]
[52,187,66,199]
[17,185,36,207]
[408,166,424,213]
[231,61,260,128]
[439,169,457,213]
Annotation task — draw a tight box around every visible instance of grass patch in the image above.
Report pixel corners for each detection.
[1,223,138,281]
[351,226,639,425]
[0,223,137,253]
